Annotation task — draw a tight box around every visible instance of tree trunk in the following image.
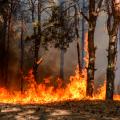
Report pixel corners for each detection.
[5,8,12,87]
[82,0,85,69]
[74,5,82,73]
[20,16,24,92]
[86,27,96,97]
[86,0,97,97]
[77,41,81,73]
[106,19,119,100]
[31,6,37,81]
[33,0,41,82]
[60,49,65,80]
[0,17,7,86]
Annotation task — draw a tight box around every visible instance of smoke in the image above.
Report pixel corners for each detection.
[95,12,120,93]
[90,12,107,90]
[37,41,77,82]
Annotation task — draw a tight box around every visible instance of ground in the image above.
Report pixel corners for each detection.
[0,100,120,120]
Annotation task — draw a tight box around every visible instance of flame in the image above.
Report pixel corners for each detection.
[0,68,106,104]
[0,33,119,104]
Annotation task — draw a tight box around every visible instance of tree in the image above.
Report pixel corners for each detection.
[0,0,20,87]
[76,0,103,96]
[20,14,24,92]
[5,0,17,86]
[0,0,12,86]
[74,5,82,73]
[43,1,75,80]
[106,0,120,100]
[33,0,42,81]
[28,0,51,82]
[0,1,8,86]
[28,0,38,80]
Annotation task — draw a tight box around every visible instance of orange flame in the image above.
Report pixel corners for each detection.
[0,68,105,104]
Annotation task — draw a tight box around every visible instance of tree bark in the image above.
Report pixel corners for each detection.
[5,6,12,87]
[106,19,119,100]
[82,0,85,69]
[86,0,97,97]
[86,27,96,97]
[77,41,81,73]
[33,0,41,82]
[20,16,24,92]
[60,49,65,80]
[74,6,82,73]
[0,17,7,86]
[31,5,37,81]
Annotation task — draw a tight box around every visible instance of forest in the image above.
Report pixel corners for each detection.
[0,0,120,119]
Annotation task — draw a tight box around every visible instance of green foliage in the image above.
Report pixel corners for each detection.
[42,3,75,50]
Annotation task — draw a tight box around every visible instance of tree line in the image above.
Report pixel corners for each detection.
[0,0,120,100]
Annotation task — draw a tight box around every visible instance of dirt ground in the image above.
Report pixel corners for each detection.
[0,100,120,120]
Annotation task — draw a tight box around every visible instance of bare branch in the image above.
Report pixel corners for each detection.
[96,0,104,13]
[75,2,89,22]
[80,10,89,22]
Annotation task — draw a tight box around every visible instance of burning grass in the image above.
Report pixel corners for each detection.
[0,66,117,105]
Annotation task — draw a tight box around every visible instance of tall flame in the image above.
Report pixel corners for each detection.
[0,67,106,104]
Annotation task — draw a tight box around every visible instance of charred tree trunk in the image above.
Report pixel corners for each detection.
[60,49,65,79]
[31,5,37,81]
[0,1,10,86]
[59,4,65,80]
[74,6,82,73]
[20,16,24,92]
[77,41,81,73]
[82,0,85,69]
[86,26,96,96]
[0,17,7,86]
[33,0,41,82]
[78,0,103,97]
[106,19,120,100]
[86,0,97,97]
[106,0,120,100]
[5,7,12,87]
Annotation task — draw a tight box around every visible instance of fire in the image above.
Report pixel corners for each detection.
[1,67,119,104]
[0,68,105,104]
[0,33,119,104]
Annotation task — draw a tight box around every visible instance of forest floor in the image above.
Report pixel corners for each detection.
[0,100,120,120]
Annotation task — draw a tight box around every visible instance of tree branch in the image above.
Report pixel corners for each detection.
[80,10,89,22]
[76,2,89,22]
[96,0,104,14]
